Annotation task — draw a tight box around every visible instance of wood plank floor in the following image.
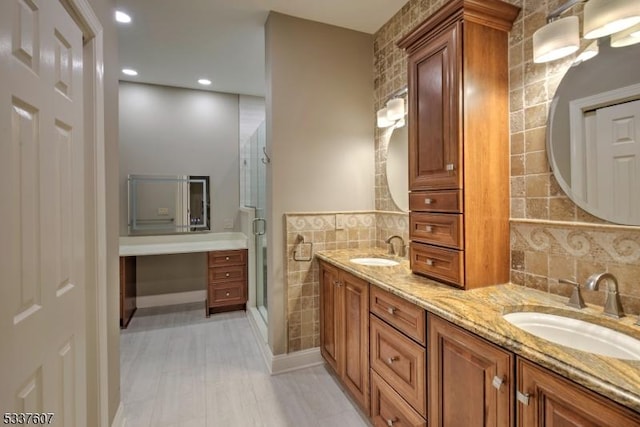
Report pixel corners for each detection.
[120,303,370,427]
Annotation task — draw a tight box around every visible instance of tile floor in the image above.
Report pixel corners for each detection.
[120,303,370,427]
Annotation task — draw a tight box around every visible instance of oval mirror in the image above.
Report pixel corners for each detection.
[548,39,640,225]
[386,123,409,212]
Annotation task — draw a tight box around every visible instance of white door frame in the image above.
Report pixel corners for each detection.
[59,1,109,426]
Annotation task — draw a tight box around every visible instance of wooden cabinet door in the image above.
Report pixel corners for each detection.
[428,314,513,427]
[517,358,640,427]
[342,272,370,413]
[319,262,342,374]
[408,20,461,190]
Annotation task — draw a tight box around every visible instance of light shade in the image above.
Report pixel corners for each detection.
[115,10,131,23]
[533,16,580,63]
[574,41,599,64]
[122,68,138,76]
[611,23,640,47]
[377,108,393,128]
[198,78,212,85]
[584,0,640,40]
[386,98,405,121]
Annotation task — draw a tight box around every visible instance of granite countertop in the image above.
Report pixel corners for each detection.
[315,248,640,412]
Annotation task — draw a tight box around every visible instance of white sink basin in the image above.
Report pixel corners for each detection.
[503,312,640,361]
[350,257,399,267]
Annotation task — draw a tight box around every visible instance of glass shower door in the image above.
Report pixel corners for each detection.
[244,121,268,323]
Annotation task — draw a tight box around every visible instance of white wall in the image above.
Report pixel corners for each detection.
[265,13,374,355]
[119,82,240,233]
[119,82,240,296]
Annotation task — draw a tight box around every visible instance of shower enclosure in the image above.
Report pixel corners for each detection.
[242,121,268,322]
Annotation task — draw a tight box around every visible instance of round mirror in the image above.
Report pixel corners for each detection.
[548,39,640,225]
[385,123,409,212]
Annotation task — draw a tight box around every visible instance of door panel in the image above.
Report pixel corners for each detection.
[0,0,87,424]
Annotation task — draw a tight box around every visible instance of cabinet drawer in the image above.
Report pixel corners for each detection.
[409,190,462,213]
[410,212,463,249]
[208,249,247,267]
[370,286,426,346]
[208,282,246,307]
[371,316,426,417]
[411,242,463,287]
[208,265,246,283]
[371,370,426,427]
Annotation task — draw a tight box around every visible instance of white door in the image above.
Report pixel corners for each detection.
[0,0,87,425]
[596,99,640,224]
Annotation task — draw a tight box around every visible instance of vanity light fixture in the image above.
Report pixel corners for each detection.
[573,40,599,64]
[533,16,580,63]
[377,107,394,128]
[122,68,138,76]
[532,0,640,63]
[376,87,408,128]
[198,78,212,86]
[611,23,640,47]
[115,10,132,24]
[583,0,640,40]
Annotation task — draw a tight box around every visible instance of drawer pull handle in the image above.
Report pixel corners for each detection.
[425,225,433,233]
[225,256,230,261]
[446,163,455,171]
[225,292,230,297]
[387,306,397,315]
[517,391,530,406]
[424,198,433,205]
[386,356,399,364]
[492,375,504,390]
[426,258,434,266]
[386,418,397,426]
[225,273,230,277]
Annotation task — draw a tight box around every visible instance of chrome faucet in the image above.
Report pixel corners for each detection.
[385,235,406,258]
[584,272,624,319]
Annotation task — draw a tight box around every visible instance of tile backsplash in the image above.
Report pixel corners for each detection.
[284,212,407,352]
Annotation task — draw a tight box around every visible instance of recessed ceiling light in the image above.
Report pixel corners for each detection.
[115,10,132,23]
[198,78,212,86]
[122,68,138,76]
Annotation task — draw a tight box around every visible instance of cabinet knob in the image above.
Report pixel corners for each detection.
[492,375,505,390]
[517,391,530,406]
[426,258,434,266]
[225,256,230,261]
[386,356,399,364]
[225,273,230,277]
[424,198,433,205]
[386,418,397,426]
[387,306,397,315]
[446,163,455,171]
[425,225,433,233]
[225,292,230,297]
[333,280,342,287]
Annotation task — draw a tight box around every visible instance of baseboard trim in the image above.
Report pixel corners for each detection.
[271,347,324,375]
[111,402,125,427]
[247,307,273,373]
[136,290,206,308]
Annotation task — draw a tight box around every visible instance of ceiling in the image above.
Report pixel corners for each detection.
[116,0,407,97]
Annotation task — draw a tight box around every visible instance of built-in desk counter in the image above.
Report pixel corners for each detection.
[119,232,248,327]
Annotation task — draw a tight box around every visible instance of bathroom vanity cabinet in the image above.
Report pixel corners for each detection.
[370,287,427,426]
[517,359,640,427]
[431,314,640,427]
[428,313,513,427]
[319,261,370,414]
[317,258,640,426]
[398,0,519,289]
[207,249,248,314]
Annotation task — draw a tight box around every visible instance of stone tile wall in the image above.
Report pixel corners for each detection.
[374,0,640,312]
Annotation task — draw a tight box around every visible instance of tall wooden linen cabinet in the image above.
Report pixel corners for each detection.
[398,0,520,289]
